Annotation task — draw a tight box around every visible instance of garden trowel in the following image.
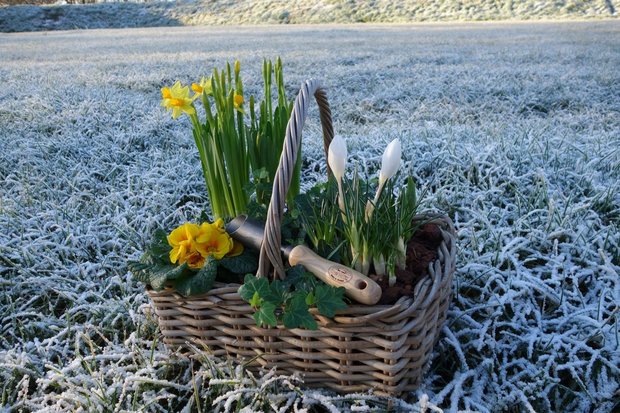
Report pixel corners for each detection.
[226,215,382,305]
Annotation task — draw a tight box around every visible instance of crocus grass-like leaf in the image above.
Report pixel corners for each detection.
[252,301,277,328]
[238,274,271,302]
[219,250,258,274]
[283,293,318,330]
[314,285,347,318]
[173,256,217,297]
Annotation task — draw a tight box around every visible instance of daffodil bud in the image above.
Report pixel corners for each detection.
[234,60,241,76]
[328,135,347,183]
[379,138,401,185]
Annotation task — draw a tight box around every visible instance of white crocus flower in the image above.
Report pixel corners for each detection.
[379,138,402,185]
[366,138,402,220]
[328,135,347,213]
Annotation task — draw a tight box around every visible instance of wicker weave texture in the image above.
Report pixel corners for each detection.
[147,216,455,396]
[146,79,456,395]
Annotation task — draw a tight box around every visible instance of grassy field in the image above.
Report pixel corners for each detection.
[0,0,618,32]
[1,21,619,412]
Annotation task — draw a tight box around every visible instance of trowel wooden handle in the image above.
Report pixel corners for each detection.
[288,245,382,305]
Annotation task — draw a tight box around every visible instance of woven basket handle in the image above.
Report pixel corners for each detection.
[257,79,333,279]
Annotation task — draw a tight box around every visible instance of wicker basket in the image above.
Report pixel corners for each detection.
[146,79,457,396]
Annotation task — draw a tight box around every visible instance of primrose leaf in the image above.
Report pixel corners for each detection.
[219,250,258,274]
[173,257,217,296]
[314,285,348,318]
[128,260,188,290]
[252,301,277,328]
[283,293,318,330]
[147,229,172,263]
[238,274,271,302]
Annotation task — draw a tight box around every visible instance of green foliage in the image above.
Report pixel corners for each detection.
[189,60,250,220]
[294,180,342,259]
[248,57,296,207]
[296,173,421,278]
[129,231,256,297]
[173,256,218,296]
[127,260,188,290]
[238,274,271,302]
[283,293,317,330]
[313,284,347,318]
[219,249,258,274]
[238,269,347,330]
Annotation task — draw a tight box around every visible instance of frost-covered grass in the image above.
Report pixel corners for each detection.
[0,0,618,33]
[1,21,619,412]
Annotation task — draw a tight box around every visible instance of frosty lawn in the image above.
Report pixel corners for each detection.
[1,21,619,411]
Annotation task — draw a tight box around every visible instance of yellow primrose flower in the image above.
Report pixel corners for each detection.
[233,93,244,113]
[191,76,212,98]
[167,220,242,269]
[168,222,204,269]
[160,81,196,119]
[194,218,235,260]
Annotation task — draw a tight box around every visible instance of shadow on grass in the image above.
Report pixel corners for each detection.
[0,2,182,32]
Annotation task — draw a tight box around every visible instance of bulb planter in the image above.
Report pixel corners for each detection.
[145,79,457,396]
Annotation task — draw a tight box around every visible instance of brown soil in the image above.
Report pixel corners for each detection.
[371,223,443,305]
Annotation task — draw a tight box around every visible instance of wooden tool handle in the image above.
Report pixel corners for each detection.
[288,245,382,305]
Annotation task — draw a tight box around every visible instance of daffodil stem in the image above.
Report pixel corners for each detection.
[190,114,224,219]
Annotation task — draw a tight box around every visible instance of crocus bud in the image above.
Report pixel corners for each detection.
[328,135,347,183]
[379,138,401,185]
[369,138,402,219]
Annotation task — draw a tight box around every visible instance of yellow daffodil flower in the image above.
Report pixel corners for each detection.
[191,76,212,98]
[161,81,196,119]
[233,93,244,113]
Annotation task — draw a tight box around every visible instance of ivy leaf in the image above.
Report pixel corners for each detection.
[238,274,271,302]
[128,260,188,290]
[283,266,317,293]
[264,279,288,307]
[252,301,277,328]
[283,293,318,330]
[249,291,262,308]
[219,250,258,274]
[314,285,348,318]
[173,256,217,296]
